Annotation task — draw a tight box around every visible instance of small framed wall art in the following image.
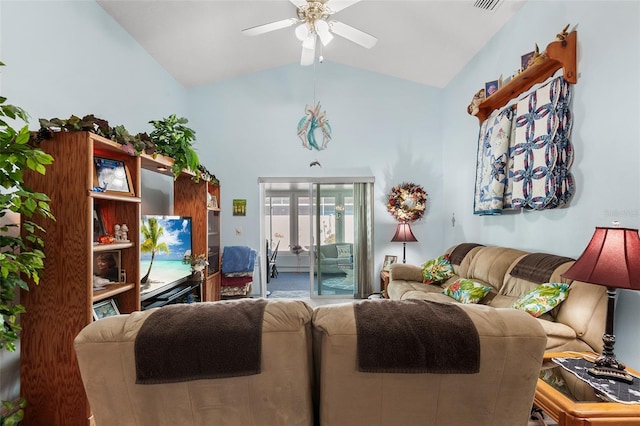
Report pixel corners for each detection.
[93,157,134,196]
[233,199,247,216]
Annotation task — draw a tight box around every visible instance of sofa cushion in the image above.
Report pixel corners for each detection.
[336,244,351,258]
[421,254,454,283]
[466,247,528,292]
[512,283,570,317]
[442,279,493,304]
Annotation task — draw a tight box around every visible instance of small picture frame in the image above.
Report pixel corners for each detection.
[208,194,218,209]
[521,51,535,71]
[93,157,134,196]
[485,80,499,97]
[383,255,398,271]
[93,204,106,243]
[92,299,120,321]
[233,199,247,216]
[93,250,122,283]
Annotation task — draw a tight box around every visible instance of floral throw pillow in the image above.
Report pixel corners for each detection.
[336,244,351,258]
[442,279,493,304]
[421,254,454,284]
[512,283,570,317]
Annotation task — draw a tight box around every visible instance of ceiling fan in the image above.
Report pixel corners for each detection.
[242,0,378,66]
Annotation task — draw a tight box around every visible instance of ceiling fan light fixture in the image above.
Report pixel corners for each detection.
[295,23,309,41]
[315,19,334,46]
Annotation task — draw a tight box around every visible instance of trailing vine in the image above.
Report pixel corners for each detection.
[31,114,215,182]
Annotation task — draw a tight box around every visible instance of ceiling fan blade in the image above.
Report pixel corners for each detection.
[301,42,316,66]
[242,18,299,37]
[290,0,307,8]
[328,20,378,49]
[326,0,361,13]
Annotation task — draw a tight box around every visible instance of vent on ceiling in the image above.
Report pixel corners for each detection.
[473,0,503,11]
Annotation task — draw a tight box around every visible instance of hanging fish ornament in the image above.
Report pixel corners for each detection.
[297,102,332,151]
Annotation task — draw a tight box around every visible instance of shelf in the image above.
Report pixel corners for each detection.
[476,31,577,124]
[90,191,141,203]
[92,282,136,303]
[93,242,135,251]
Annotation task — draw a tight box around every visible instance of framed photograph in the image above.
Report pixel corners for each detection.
[485,80,499,97]
[93,204,106,243]
[93,250,122,283]
[521,51,535,71]
[207,194,218,209]
[93,157,134,196]
[92,298,120,320]
[383,255,398,271]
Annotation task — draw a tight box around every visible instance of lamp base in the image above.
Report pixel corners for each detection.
[587,365,634,384]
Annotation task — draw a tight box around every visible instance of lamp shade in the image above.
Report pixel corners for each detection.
[562,227,640,290]
[391,222,418,243]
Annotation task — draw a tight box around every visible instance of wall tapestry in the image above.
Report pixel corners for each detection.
[297,102,332,151]
[474,75,574,215]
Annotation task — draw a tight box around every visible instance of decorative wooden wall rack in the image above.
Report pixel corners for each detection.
[476,31,577,124]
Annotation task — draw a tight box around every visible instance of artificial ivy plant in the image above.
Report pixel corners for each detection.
[149,114,200,178]
[0,61,54,425]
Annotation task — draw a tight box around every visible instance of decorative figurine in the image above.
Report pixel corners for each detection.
[120,224,129,242]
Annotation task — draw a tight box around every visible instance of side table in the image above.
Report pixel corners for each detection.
[380,270,390,298]
[534,352,640,426]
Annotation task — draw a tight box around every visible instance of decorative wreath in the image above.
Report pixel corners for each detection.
[386,182,428,223]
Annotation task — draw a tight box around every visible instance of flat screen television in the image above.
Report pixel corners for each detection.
[140,215,193,300]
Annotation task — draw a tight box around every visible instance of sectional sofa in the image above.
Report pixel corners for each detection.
[387,243,607,354]
[74,297,547,425]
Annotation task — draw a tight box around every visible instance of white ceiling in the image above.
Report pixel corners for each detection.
[97,0,526,89]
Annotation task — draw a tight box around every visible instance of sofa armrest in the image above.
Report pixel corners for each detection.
[389,263,423,282]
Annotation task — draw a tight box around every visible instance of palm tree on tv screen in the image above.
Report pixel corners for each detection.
[140,217,169,284]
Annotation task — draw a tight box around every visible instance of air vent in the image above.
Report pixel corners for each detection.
[473,0,503,11]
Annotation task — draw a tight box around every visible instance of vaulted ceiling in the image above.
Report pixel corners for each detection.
[97,0,526,88]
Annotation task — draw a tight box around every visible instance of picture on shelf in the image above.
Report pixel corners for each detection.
[93,204,106,243]
[485,80,499,97]
[383,255,398,271]
[92,299,120,321]
[93,157,134,196]
[521,50,535,71]
[93,250,122,283]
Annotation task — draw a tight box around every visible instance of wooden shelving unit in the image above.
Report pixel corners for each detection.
[20,131,219,424]
[174,175,221,301]
[476,31,577,124]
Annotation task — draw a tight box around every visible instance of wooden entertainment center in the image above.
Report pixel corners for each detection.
[20,131,220,425]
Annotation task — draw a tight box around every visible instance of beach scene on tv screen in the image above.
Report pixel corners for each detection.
[140,215,192,295]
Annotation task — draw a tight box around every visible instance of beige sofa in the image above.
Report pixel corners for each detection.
[75,297,547,426]
[388,243,607,354]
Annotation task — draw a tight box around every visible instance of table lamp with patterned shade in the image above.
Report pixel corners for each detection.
[561,225,640,383]
[391,222,417,264]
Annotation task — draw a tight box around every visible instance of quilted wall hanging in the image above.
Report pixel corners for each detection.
[473,75,574,215]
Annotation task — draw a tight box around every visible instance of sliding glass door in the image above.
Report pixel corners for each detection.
[260,177,374,299]
[311,184,356,297]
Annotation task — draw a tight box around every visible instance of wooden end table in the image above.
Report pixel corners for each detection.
[534,352,640,426]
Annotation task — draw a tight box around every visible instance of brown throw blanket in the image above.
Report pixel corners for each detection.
[135,298,267,384]
[510,253,574,284]
[449,243,484,265]
[354,299,480,374]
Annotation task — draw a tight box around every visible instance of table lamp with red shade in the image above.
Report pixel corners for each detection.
[561,225,640,383]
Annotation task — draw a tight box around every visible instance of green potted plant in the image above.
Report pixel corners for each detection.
[0,61,54,425]
[149,114,201,179]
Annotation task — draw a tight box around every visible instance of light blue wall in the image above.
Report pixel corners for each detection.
[186,62,445,267]
[441,1,640,365]
[0,0,187,131]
